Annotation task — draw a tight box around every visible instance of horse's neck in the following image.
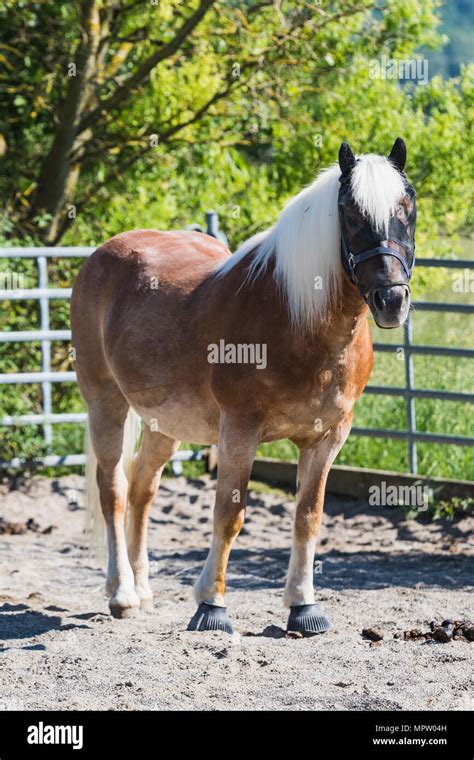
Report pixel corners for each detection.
[215,251,368,354]
[257,261,369,352]
[322,277,369,351]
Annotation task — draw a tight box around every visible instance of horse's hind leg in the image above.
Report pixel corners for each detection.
[88,389,140,619]
[127,426,179,610]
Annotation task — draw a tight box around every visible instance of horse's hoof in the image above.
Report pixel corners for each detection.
[109,587,141,618]
[187,602,234,634]
[109,604,140,619]
[286,603,331,636]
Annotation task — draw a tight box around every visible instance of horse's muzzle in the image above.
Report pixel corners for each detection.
[369,284,410,328]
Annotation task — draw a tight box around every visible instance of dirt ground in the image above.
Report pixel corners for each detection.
[0,474,472,711]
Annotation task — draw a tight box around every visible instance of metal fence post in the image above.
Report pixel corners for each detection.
[205,211,229,246]
[404,312,417,474]
[37,255,53,452]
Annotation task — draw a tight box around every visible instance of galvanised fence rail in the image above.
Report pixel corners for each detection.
[0,217,473,475]
[354,257,474,472]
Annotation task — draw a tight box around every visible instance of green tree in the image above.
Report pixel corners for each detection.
[1,0,443,245]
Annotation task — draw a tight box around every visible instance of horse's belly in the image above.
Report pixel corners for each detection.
[126,395,220,444]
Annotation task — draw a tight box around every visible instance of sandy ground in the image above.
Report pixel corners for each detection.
[0,474,472,711]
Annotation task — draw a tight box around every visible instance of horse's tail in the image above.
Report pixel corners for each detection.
[85,407,142,560]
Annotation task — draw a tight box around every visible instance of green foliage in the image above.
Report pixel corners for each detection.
[404,493,474,521]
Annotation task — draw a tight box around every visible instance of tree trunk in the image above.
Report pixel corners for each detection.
[32,0,102,243]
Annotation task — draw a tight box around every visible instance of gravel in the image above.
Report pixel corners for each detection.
[0,474,472,711]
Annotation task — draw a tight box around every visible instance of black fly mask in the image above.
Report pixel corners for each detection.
[337,139,417,301]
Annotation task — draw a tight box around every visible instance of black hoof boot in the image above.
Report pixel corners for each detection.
[287,603,331,636]
[187,602,234,634]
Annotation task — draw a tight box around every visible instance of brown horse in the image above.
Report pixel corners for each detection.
[71,138,416,634]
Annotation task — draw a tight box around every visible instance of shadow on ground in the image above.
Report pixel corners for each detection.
[151,547,473,592]
[0,605,91,641]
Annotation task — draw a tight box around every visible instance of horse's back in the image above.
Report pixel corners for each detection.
[70,229,230,418]
[101,228,229,260]
[72,227,230,321]
[78,229,229,285]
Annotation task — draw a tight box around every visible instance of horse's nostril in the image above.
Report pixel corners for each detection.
[373,289,384,310]
[373,285,409,312]
[397,285,410,303]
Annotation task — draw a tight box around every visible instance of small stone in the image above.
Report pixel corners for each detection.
[432,626,452,643]
[261,625,286,639]
[362,627,384,642]
[0,518,27,535]
[286,631,303,639]
[463,626,474,642]
[403,629,425,640]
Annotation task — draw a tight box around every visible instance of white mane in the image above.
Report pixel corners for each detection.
[351,153,405,234]
[215,153,405,329]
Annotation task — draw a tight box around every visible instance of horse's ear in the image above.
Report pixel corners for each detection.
[338,142,356,177]
[388,137,407,172]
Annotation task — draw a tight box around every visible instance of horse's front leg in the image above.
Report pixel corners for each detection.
[284,413,353,635]
[188,415,259,634]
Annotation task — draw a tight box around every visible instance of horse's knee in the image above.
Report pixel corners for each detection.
[215,504,245,541]
[294,498,323,541]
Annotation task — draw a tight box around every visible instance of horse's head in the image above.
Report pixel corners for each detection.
[337,138,416,329]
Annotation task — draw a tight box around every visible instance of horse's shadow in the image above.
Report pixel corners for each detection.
[150,482,472,592]
[0,604,91,642]
[150,546,473,592]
